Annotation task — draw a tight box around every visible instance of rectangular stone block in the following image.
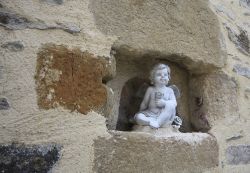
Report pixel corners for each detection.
[226,145,250,165]
[94,131,219,173]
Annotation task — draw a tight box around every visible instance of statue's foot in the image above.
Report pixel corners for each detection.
[149,120,160,129]
[172,125,180,132]
[172,125,180,129]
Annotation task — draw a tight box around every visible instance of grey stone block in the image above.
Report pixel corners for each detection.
[240,0,250,10]
[226,145,250,165]
[1,41,24,52]
[233,64,250,79]
[0,10,80,35]
[0,143,61,173]
[215,4,236,21]
[225,25,249,56]
[41,0,64,5]
[0,98,9,110]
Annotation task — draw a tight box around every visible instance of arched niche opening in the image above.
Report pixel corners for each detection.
[106,49,193,132]
[105,46,238,133]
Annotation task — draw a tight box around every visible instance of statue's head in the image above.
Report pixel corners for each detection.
[150,63,170,85]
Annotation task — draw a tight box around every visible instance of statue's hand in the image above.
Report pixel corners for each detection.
[155,99,165,108]
[150,120,160,129]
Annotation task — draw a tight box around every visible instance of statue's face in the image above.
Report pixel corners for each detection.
[154,68,169,85]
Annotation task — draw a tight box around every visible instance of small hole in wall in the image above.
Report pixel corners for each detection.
[102,78,108,84]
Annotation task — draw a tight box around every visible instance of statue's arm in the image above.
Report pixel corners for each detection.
[139,87,152,111]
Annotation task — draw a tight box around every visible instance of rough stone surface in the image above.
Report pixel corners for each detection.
[189,72,239,130]
[0,1,115,172]
[0,98,9,110]
[0,0,250,172]
[245,87,250,98]
[226,145,250,165]
[56,22,81,34]
[0,10,30,30]
[35,44,113,114]
[0,143,61,173]
[0,65,3,79]
[243,22,250,30]
[226,135,243,142]
[214,4,236,21]
[40,0,64,5]
[90,0,225,74]
[240,0,250,10]
[233,64,250,79]
[225,24,250,55]
[1,41,24,52]
[0,9,80,34]
[244,12,250,16]
[94,131,219,173]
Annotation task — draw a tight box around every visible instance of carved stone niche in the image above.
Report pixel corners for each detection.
[105,46,239,133]
[106,48,190,132]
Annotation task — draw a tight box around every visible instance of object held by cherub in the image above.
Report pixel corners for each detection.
[134,63,182,129]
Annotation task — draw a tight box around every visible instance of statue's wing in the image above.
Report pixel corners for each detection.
[169,85,181,99]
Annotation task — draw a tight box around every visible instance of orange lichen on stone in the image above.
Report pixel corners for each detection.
[35,44,109,114]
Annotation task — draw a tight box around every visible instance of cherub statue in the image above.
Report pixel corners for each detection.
[134,63,182,129]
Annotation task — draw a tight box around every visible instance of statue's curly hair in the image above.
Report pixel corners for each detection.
[149,63,170,85]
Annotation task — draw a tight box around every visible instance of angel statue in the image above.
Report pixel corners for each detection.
[134,63,182,129]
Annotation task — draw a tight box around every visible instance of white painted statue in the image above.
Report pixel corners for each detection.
[134,63,182,129]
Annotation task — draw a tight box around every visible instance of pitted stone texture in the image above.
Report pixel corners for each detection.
[240,0,250,10]
[56,22,81,34]
[226,134,243,142]
[35,44,113,114]
[0,65,3,79]
[244,12,250,16]
[225,24,250,56]
[214,4,236,21]
[0,9,80,34]
[94,131,218,173]
[0,143,61,173]
[245,87,250,99]
[90,0,225,73]
[189,72,239,131]
[132,125,180,136]
[226,145,250,165]
[1,41,24,52]
[233,64,250,79]
[0,98,9,110]
[40,0,64,5]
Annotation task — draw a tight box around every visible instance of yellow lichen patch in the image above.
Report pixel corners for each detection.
[35,44,109,114]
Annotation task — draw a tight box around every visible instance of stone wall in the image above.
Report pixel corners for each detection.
[0,0,250,173]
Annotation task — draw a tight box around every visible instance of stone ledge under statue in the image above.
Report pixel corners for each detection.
[94,130,219,173]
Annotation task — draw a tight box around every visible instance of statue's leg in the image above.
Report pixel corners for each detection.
[134,113,152,126]
[157,104,176,126]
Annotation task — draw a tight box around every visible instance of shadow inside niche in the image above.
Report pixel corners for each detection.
[116,77,150,131]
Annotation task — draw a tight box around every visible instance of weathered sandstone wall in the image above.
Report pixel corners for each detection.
[0,0,249,172]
